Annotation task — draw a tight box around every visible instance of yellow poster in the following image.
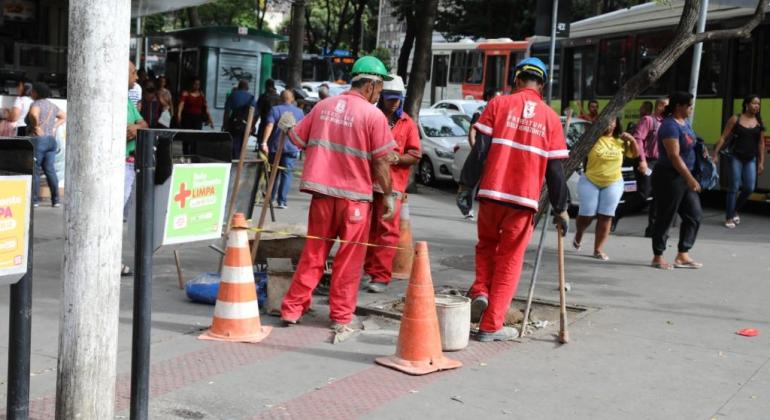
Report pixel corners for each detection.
[0,175,31,284]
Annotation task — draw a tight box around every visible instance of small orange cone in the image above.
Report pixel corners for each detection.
[199,213,272,343]
[391,198,414,280]
[376,241,462,375]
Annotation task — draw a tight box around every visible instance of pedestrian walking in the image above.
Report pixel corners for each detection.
[713,94,765,228]
[468,57,570,341]
[279,56,396,335]
[260,89,304,208]
[318,83,330,100]
[573,118,638,261]
[614,97,668,235]
[0,80,33,136]
[25,82,66,207]
[157,75,173,125]
[363,75,422,293]
[177,78,213,153]
[223,79,256,158]
[650,91,703,270]
[123,61,149,275]
[255,79,280,148]
[140,81,164,128]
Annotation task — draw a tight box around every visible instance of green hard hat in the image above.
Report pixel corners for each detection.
[351,56,393,81]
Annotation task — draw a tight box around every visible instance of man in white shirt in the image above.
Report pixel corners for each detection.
[128,77,143,111]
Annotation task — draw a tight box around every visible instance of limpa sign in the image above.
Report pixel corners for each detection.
[162,163,231,246]
[0,175,31,285]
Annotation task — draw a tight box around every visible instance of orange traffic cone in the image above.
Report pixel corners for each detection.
[376,241,462,375]
[199,213,272,343]
[391,198,414,280]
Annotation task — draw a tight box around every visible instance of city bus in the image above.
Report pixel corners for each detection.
[422,38,478,106]
[559,0,770,193]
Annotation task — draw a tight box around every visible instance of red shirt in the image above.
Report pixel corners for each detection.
[390,113,421,193]
[291,90,396,201]
[180,92,206,115]
[474,88,568,211]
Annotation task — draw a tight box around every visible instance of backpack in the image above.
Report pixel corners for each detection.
[693,136,719,190]
[228,95,254,133]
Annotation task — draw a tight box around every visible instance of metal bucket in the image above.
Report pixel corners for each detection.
[435,294,471,351]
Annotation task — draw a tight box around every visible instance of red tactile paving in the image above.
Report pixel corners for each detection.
[253,340,516,420]
[9,324,330,420]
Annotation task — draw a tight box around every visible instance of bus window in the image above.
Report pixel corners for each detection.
[763,29,770,97]
[449,51,466,83]
[732,37,754,97]
[484,55,506,93]
[432,54,448,87]
[637,32,672,95]
[597,37,630,96]
[570,47,595,103]
[677,41,723,96]
[465,51,483,84]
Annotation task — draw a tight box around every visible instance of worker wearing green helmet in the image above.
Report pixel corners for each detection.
[349,56,393,104]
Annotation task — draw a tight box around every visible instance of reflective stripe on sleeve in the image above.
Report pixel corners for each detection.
[372,140,397,157]
[474,122,493,135]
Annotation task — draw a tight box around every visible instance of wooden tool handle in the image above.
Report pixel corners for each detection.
[557,224,569,344]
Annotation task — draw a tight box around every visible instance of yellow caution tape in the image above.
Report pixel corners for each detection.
[248,227,403,250]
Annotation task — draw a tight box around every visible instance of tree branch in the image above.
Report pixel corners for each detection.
[692,0,769,42]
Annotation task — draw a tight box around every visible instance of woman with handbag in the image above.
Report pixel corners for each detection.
[650,91,703,270]
[713,94,765,229]
[177,78,214,154]
[26,82,67,207]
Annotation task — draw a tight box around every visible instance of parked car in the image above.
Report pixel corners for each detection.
[451,116,636,215]
[431,99,487,117]
[416,108,472,185]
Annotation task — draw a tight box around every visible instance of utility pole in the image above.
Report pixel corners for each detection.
[56,1,130,418]
[688,0,709,122]
[546,0,559,105]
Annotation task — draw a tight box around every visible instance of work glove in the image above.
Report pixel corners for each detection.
[456,187,472,216]
[552,210,569,236]
[382,193,397,221]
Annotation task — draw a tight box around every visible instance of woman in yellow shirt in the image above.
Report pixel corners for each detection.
[573,118,638,260]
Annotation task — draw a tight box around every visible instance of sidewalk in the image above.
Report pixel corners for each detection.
[1,178,769,419]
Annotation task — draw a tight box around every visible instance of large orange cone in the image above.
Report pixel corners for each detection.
[376,241,462,375]
[391,198,414,280]
[199,213,272,343]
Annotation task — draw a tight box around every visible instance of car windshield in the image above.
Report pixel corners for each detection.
[420,114,471,137]
[461,102,484,115]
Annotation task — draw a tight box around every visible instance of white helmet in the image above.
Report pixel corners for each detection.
[382,75,406,95]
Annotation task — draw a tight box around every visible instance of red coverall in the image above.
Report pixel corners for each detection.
[470,88,569,333]
[364,112,421,284]
[280,90,396,324]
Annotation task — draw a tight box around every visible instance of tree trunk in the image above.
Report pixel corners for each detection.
[537,0,769,213]
[396,14,416,83]
[256,0,268,30]
[349,0,368,58]
[288,0,306,89]
[56,0,130,417]
[186,7,202,27]
[330,0,352,53]
[403,0,438,118]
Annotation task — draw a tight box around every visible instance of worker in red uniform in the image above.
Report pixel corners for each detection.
[362,75,421,293]
[280,56,397,335]
[470,57,570,341]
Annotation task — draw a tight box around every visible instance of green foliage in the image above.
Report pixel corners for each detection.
[195,0,259,27]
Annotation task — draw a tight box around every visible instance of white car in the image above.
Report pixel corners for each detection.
[301,82,349,98]
[417,108,472,185]
[431,99,487,117]
[450,117,635,214]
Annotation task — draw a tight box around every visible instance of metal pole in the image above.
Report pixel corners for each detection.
[546,0,559,105]
[56,0,129,417]
[7,187,33,420]
[375,0,382,49]
[688,0,709,123]
[521,203,549,337]
[135,17,142,70]
[130,130,156,420]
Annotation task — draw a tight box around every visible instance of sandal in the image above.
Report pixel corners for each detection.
[673,260,703,269]
[593,251,609,261]
[724,220,736,229]
[651,261,673,270]
[572,238,582,251]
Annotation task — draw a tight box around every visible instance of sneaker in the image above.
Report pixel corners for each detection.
[733,215,741,225]
[52,202,62,208]
[474,326,520,342]
[33,202,40,208]
[281,317,299,326]
[276,203,287,209]
[470,295,488,323]
[359,273,372,291]
[367,281,388,293]
[725,220,736,229]
[464,210,475,220]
